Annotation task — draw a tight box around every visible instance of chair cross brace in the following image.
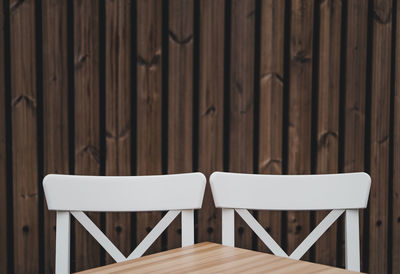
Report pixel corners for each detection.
[235,208,345,260]
[71,210,181,262]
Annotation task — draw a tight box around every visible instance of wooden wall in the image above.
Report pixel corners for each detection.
[0,0,399,273]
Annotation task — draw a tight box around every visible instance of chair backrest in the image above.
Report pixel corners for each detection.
[43,172,206,274]
[210,171,371,272]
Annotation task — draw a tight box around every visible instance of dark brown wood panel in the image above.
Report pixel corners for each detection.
[229,0,255,250]
[368,1,392,273]
[198,0,225,243]
[314,0,342,267]
[9,0,39,273]
[368,0,392,273]
[42,0,69,273]
[393,2,400,273]
[104,0,133,264]
[343,0,368,270]
[167,0,194,250]
[343,4,368,171]
[0,0,7,271]
[136,0,163,255]
[0,1,399,273]
[74,0,101,271]
[257,0,285,253]
[287,0,314,260]
[197,0,224,245]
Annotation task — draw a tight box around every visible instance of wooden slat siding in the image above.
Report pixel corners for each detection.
[42,0,69,272]
[314,0,341,267]
[136,0,163,255]
[197,0,224,244]
[287,0,314,260]
[104,0,132,264]
[343,0,368,270]
[0,0,7,272]
[393,2,400,272]
[393,2,400,271]
[368,0,392,273]
[256,0,284,253]
[229,0,255,250]
[74,0,101,271]
[9,0,39,273]
[0,1,398,271]
[167,0,194,250]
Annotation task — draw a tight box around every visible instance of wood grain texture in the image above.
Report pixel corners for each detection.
[314,0,341,267]
[287,0,314,260]
[0,0,7,272]
[393,1,400,271]
[343,0,368,270]
[136,0,163,255]
[104,0,132,264]
[229,0,255,251]
[76,242,358,274]
[9,0,39,273]
[368,0,392,273]
[42,0,69,273]
[197,0,224,245]
[167,0,194,250]
[257,0,285,253]
[393,2,400,273]
[74,0,101,271]
[1,1,399,272]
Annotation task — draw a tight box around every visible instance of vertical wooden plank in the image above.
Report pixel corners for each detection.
[369,0,392,273]
[393,1,400,272]
[314,0,341,267]
[0,0,7,272]
[343,0,368,270]
[197,0,224,244]
[74,0,101,271]
[229,0,255,250]
[104,0,132,264]
[287,0,314,260]
[343,3,368,173]
[136,0,163,255]
[42,0,69,273]
[9,0,39,273]
[167,0,194,250]
[257,0,285,253]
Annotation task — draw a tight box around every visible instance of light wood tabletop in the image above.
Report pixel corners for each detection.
[75,242,361,274]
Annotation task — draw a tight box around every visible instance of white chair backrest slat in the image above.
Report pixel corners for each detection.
[210,171,371,272]
[44,173,206,211]
[210,172,370,210]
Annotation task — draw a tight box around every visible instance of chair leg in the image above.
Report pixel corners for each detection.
[181,209,194,247]
[345,209,360,272]
[222,208,235,247]
[56,211,70,274]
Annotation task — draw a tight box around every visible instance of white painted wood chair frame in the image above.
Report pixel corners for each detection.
[43,173,206,274]
[210,172,371,272]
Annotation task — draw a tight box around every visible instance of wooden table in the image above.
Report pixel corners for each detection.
[76,242,360,273]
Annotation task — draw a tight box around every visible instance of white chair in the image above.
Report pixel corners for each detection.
[43,172,206,274]
[210,171,371,272]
